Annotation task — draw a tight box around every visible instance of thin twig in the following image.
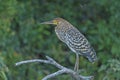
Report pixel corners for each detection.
[15,59,50,66]
[42,69,66,80]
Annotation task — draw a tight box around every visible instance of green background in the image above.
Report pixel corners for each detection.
[0,0,120,80]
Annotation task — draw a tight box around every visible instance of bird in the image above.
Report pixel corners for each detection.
[41,18,97,72]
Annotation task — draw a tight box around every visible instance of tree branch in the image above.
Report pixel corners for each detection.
[42,69,66,80]
[15,56,93,80]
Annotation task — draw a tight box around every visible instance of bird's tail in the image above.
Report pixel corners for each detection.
[86,48,97,63]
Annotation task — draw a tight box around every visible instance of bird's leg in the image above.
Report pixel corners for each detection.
[74,53,79,72]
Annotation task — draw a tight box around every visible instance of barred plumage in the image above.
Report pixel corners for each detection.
[41,17,97,71]
[54,18,97,62]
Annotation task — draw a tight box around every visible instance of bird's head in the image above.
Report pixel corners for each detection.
[41,18,64,25]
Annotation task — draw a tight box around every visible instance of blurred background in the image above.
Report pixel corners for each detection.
[0,0,120,80]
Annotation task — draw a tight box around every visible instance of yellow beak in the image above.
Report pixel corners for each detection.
[41,20,54,24]
[41,20,58,25]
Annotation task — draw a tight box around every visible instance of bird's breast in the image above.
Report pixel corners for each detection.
[55,27,67,43]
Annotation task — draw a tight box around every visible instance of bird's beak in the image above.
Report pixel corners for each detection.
[41,20,55,25]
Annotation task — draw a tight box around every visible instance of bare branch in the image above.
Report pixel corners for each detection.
[15,59,50,66]
[42,69,66,80]
[45,56,65,69]
[15,56,93,80]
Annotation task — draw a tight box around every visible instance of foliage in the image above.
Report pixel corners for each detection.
[0,0,120,80]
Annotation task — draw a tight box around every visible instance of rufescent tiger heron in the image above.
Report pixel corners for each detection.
[41,18,97,72]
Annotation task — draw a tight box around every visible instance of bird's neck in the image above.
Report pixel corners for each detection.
[56,22,73,31]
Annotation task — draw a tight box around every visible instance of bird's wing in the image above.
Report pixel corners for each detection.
[66,28,90,53]
[66,27,97,62]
